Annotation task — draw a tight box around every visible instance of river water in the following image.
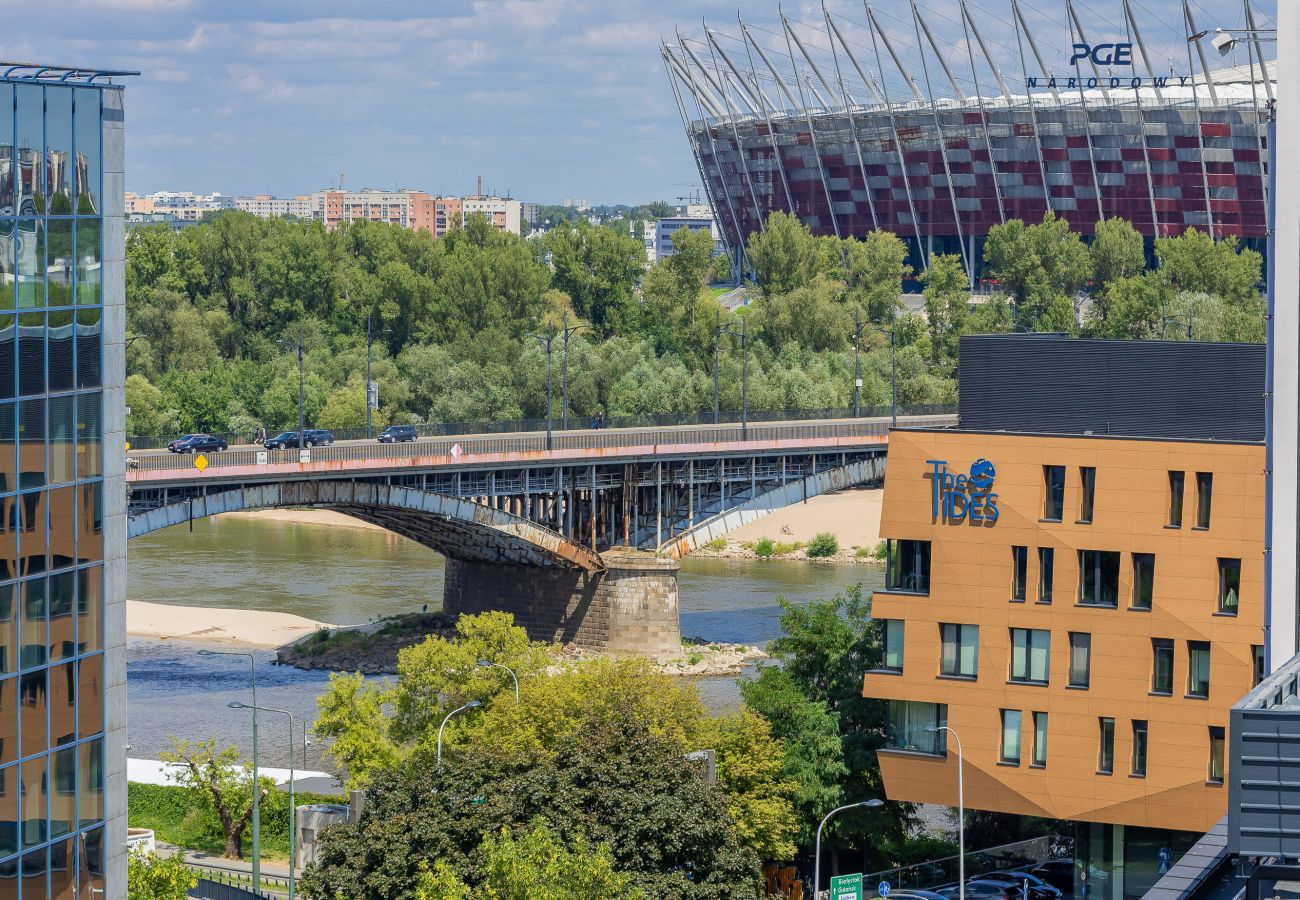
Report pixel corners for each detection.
[128,517,883,770]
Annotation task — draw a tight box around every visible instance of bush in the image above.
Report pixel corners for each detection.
[772,541,803,556]
[754,537,775,558]
[871,540,888,560]
[807,532,839,558]
[704,538,727,552]
[854,546,872,559]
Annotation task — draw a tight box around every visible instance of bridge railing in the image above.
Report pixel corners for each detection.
[127,413,958,476]
[125,404,956,451]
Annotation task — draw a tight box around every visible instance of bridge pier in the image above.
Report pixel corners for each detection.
[442,551,683,657]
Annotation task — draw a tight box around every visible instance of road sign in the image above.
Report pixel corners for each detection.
[367,380,379,410]
[256,451,268,466]
[879,881,891,898]
[193,454,208,473]
[450,442,462,460]
[830,873,863,900]
[299,448,311,464]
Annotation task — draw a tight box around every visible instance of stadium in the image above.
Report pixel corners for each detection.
[662,0,1275,282]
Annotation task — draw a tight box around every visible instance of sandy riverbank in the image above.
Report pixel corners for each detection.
[213,508,386,531]
[726,486,882,548]
[127,600,332,649]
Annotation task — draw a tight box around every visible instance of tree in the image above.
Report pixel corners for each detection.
[747,211,820,296]
[543,220,645,334]
[751,276,852,353]
[920,253,971,370]
[983,213,1090,331]
[160,738,268,860]
[1156,228,1262,307]
[128,851,198,900]
[1089,217,1146,298]
[415,823,644,900]
[843,230,912,323]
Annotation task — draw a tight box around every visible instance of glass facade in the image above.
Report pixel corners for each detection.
[0,80,107,898]
[1074,822,1198,900]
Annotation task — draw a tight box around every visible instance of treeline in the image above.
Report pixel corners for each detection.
[123,208,1262,439]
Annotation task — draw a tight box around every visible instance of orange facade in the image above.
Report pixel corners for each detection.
[865,428,1263,833]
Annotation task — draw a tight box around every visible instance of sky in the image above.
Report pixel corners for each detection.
[9,0,1275,205]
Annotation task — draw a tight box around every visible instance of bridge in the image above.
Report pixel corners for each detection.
[126,415,953,653]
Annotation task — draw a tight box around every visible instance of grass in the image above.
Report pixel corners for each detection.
[687,652,705,666]
[709,286,732,298]
[772,541,803,556]
[703,537,727,552]
[289,612,456,660]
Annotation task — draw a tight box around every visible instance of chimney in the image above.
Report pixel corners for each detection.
[477,175,482,198]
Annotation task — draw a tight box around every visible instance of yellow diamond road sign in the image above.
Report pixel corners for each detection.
[194,454,209,473]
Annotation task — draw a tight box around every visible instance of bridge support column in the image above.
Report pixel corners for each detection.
[442,551,682,657]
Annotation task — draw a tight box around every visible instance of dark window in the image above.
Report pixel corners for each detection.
[1131,720,1148,776]
[940,623,978,678]
[1011,546,1027,602]
[881,620,904,672]
[1099,717,1115,774]
[1032,712,1048,767]
[1218,558,1240,616]
[1168,471,1185,527]
[1079,466,1096,522]
[1079,550,1120,606]
[1132,553,1155,610]
[1152,639,1174,695]
[1253,645,1265,687]
[886,701,947,755]
[1000,709,1022,764]
[1208,726,1225,783]
[1195,472,1213,528]
[1069,633,1091,688]
[1043,465,1065,521]
[1188,641,1211,697]
[1010,628,1050,683]
[887,540,930,594]
[1037,548,1054,603]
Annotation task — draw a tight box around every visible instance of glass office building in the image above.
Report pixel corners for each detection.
[0,65,129,899]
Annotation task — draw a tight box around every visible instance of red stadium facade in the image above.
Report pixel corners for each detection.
[663,0,1274,282]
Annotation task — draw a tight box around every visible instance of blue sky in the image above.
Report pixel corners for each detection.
[13,0,1273,204]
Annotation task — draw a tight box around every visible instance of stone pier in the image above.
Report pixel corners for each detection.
[442,551,682,656]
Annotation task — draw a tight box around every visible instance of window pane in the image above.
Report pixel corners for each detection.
[0,764,15,858]
[78,739,102,827]
[1218,558,1240,615]
[16,312,41,396]
[15,86,42,215]
[1099,717,1115,773]
[1132,553,1154,610]
[1253,645,1266,687]
[886,701,947,754]
[0,85,13,215]
[1131,720,1148,776]
[48,395,73,486]
[76,393,100,480]
[47,572,73,667]
[0,225,13,313]
[1001,709,1022,763]
[1196,472,1213,528]
[74,88,100,215]
[18,579,43,671]
[883,619,904,671]
[19,847,43,897]
[46,222,72,308]
[75,482,101,565]
[49,747,73,840]
[52,665,76,750]
[959,626,978,676]
[0,587,13,678]
[1188,642,1211,696]
[1030,630,1050,682]
[0,679,13,767]
[19,491,45,577]
[76,566,101,654]
[18,670,45,759]
[49,835,73,900]
[1208,726,1225,783]
[77,654,102,739]
[47,487,72,572]
[0,317,14,399]
[1033,712,1048,766]
[1152,639,1174,694]
[1069,633,1091,687]
[74,308,100,390]
[45,88,72,213]
[1037,547,1053,603]
[13,221,41,311]
[47,310,72,392]
[18,756,45,850]
[1011,546,1027,601]
[1043,465,1064,520]
[1079,467,1096,522]
[1168,471,1184,527]
[888,539,930,593]
[74,220,99,306]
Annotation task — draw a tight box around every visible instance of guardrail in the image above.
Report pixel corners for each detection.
[861,835,1068,894]
[127,414,958,476]
[125,404,957,451]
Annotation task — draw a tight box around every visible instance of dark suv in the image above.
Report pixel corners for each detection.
[378,424,418,443]
[265,430,333,449]
[265,431,301,450]
[167,434,228,454]
[304,429,335,445]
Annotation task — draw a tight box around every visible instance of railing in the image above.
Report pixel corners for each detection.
[861,835,1067,894]
[125,404,956,451]
[189,876,278,900]
[127,411,958,476]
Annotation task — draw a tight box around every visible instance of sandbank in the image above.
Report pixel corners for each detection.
[726,487,882,548]
[127,600,331,649]
[214,508,386,531]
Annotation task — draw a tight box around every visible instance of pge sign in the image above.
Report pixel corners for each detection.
[928,458,1000,525]
[1069,42,1133,66]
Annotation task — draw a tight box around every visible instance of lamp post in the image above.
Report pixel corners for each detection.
[229,703,297,900]
[436,700,482,767]
[718,315,748,438]
[529,326,556,450]
[198,649,260,892]
[365,315,391,439]
[276,329,305,450]
[927,724,965,900]
[814,798,883,899]
[477,660,520,702]
[870,309,898,427]
[850,307,867,418]
[560,313,587,431]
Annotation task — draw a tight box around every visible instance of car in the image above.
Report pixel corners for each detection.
[304,428,335,445]
[1025,860,1074,894]
[937,880,1023,900]
[265,431,302,450]
[886,891,950,900]
[377,424,418,443]
[167,434,228,454]
[979,871,1063,900]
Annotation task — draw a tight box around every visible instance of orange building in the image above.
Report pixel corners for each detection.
[865,336,1265,900]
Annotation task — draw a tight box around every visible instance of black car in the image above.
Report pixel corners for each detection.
[167,434,228,454]
[979,871,1063,900]
[265,431,302,450]
[378,424,417,443]
[938,880,1023,900]
[304,428,335,445]
[887,891,950,900]
[1025,860,1074,894]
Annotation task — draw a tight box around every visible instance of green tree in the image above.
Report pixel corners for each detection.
[1157,228,1262,307]
[160,738,268,860]
[751,276,852,353]
[747,211,820,296]
[920,253,970,370]
[843,230,912,323]
[127,851,198,900]
[543,220,645,334]
[1089,217,1146,298]
[983,212,1090,331]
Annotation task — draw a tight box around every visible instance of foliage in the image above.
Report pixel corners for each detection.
[754,537,775,558]
[983,212,1090,332]
[920,253,971,371]
[415,822,645,900]
[159,738,270,860]
[806,532,839,558]
[127,851,198,900]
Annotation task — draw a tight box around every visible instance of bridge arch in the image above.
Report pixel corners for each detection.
[127,480,605,572]
[659,456,885,559]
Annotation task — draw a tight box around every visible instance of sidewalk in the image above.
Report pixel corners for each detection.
[158,841,295,891]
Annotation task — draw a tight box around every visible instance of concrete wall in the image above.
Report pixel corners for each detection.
[442,552,682,656]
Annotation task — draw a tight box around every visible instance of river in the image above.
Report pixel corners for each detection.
[128,516,883,770]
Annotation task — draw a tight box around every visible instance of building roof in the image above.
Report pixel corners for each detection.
[0,61,138,86]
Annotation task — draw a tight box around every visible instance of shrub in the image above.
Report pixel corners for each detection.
[807,532,839,558]
[754,537,775,558]
[772,541,802,556]
[854,546,872,559]
[871,540,888,560]
[704,538,727,552]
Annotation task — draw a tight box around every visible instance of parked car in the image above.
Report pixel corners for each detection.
[887,891,950,900]
[265,431,302,450]
[304,428,335,445]
[979,871,1063,900]
[377,424,418,443]
[167,434,228,454]
[938,880,1023,900]
[1024,860,1074,894]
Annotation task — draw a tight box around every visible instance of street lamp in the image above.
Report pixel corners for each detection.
[365,314,391,440]
[813,798,884,899]
[849,308,867,418]
[477,660,520,702]
[1160,311,1194,341]
[436,700,482,767]
[276,329,306,450]
[717,315,748,438]
[529,326,557,450]
[560,313,588,431]
[229,702,298,900]
[869,309,898,427]
[927,724,965,900]
[198,649,261,892]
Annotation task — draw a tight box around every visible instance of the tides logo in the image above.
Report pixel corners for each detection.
[927,458,999,525]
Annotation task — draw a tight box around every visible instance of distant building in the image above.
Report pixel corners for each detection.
[234,194,314,219]
[655,214,721,260]
[311,189,437,233]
